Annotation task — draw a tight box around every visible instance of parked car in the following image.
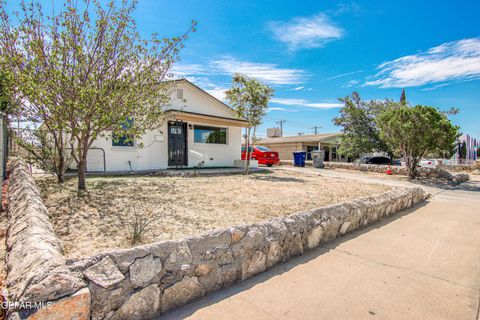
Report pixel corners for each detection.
[241,146,280,167]
[356,156,392,165]
[418,159,439,168]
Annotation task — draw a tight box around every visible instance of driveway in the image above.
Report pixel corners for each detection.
[162,168,480,320]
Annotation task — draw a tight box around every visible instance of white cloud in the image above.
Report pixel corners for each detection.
[171,58,306,86]
[268,13,343,50]
[170,64,206,77]
[342,79,359,88]
[293,86,304,91]
[271,98,342,109]
[205,87,227,101]
[365,38,480,88]
[268,107,300,113]
[325,70,363,80]
[421,83,449,91]
[211,57,305,85]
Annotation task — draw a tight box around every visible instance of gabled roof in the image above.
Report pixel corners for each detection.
[259,133,342,144]
[169,78,237,117]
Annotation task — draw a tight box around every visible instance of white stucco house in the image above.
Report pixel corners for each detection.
[85,79,247,172]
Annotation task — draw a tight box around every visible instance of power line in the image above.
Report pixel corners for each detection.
[312,125,322,135]
[275,120,286,137]
[264,116,322,131]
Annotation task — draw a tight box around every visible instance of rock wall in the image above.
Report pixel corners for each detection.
[438,163,477,172]
[5,158,90,320]
[5,158,428,320]
[68,186,427,320]
[279,160,469,185]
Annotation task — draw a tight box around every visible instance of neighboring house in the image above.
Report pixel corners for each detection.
[86,79,248,172]
[452,134,478,164]
[259,133,345,162]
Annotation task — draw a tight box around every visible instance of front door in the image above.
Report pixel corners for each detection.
[168,121,188,167]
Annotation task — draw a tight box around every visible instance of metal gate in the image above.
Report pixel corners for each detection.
[66,147,106,173]
[86,147,106,172]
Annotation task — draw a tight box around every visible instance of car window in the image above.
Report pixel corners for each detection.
[256,146,271,152]
[369,157,390,164]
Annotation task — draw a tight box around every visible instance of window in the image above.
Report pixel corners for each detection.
[176,88,184,99]
[112,118,134,147]
[194,125,227,144]
[256,146,271,152]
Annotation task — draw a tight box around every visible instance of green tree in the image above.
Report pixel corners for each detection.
[0,0,195,190]
[400,89,407,105]
[334,92,395,159]
[0,69,16,115]
[15,127,73,182]
[378,105,460,179]
[225,74,273,174]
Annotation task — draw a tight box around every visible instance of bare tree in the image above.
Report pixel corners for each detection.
[0,0,195,189]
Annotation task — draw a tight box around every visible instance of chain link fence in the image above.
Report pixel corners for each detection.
[7,126,106,174]
[65,147,106,173]
[85,148,106,172]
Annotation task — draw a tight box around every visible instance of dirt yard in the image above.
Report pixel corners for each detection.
[35,170,393,258]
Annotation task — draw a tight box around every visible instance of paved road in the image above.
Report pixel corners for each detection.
[163,169,480,320]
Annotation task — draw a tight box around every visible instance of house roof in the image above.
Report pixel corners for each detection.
[165,110,248,127]
[169,78,238,117]
[259,133,342,144]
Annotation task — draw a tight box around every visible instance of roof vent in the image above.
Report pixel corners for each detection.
[177,88,184,99]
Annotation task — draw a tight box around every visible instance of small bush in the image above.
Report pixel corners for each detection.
[115,201,164,244]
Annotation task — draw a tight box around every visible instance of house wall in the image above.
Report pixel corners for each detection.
[186,122,242,168]
[261,142,303,160]
[87,81,243,171]
[261,141,347,162]
[91,123,242,171]
[90,127,168,171]
[169,82,235,118]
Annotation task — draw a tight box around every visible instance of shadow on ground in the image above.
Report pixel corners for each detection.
[159,200,429,320]
[250,175,306,183]
[410,178,480,192]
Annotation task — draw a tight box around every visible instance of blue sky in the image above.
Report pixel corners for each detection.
[6,1,480,138]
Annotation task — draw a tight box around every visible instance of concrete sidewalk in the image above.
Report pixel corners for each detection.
[162,169,480,320]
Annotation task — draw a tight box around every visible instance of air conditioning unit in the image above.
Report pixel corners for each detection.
[267,127,281,138]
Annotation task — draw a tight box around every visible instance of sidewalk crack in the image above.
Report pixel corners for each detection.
[334,248,478,291]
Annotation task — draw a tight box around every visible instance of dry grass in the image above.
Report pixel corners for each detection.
[35,170,393,258]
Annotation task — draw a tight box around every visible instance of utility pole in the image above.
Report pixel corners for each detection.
[276,120,286,137]
[312,126,322,135]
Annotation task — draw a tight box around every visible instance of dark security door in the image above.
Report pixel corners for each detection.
[168,121,188,167]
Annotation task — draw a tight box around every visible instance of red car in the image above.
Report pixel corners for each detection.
[241,146,279,167]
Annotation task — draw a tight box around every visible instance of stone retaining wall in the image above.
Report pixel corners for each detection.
[69,187,427,320]
[438,163,477,172]
[5,158,428,320]
[5,158,90,319]
[279,160,469,185]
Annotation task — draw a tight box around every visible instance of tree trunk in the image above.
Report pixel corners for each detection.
[245,127,251,175]
[78,156,87,190]
[406,157,418,180]
[77,138,89,190]
[57,155,65,183]
[56,136,65,184]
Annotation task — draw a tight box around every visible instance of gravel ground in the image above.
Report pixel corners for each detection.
[35,170,393,258]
